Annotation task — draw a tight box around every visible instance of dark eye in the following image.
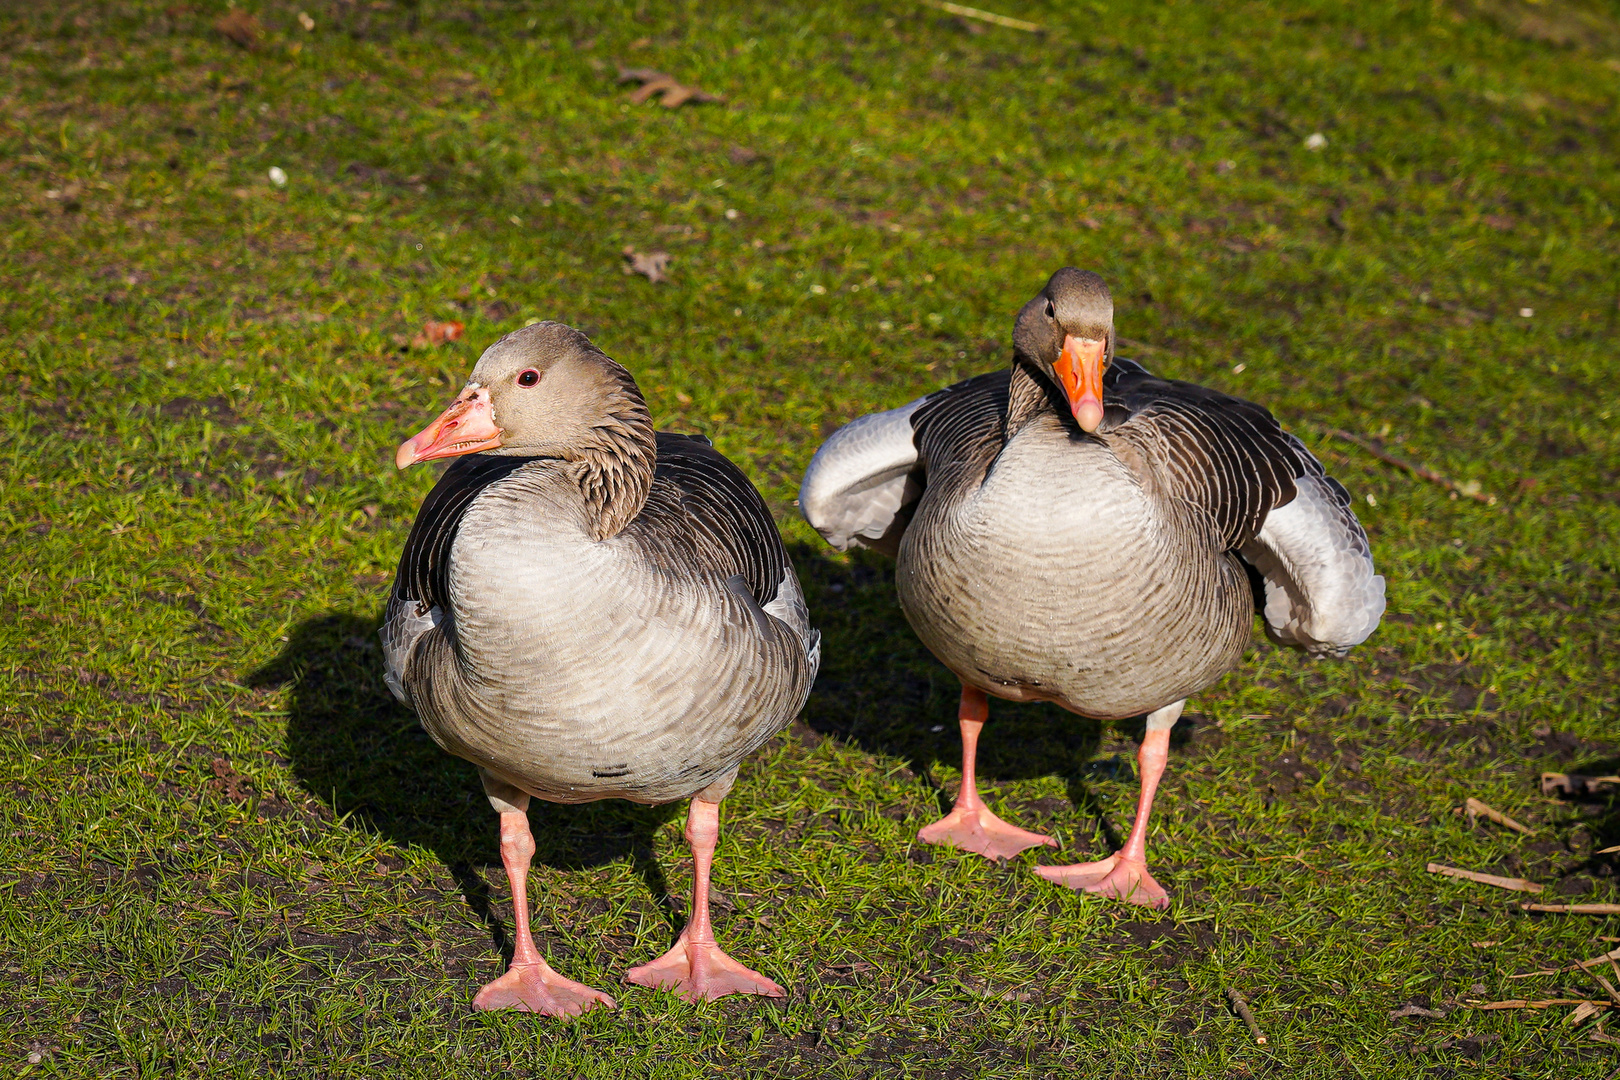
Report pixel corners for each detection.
[1044,299,1056,319]
[517,369,540,387]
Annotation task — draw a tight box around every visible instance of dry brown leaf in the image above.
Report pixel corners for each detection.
[617,67,723,108]
[1427,862,1543,893]
[622,246,672,284]
[411,320,464,349]
[215,10,262,49]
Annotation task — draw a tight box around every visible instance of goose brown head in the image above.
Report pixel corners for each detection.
[1012,267,1114,433]
[396,321,650,468]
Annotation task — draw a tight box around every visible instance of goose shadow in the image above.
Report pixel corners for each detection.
[249,612,683,958]
[788,541,1196,850]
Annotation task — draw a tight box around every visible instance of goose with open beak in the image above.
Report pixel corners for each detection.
[799,268,1384,908]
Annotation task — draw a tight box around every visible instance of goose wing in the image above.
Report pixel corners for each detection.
[381,454,534,704]
[1107,358,1385,656]
[799,370,1009,555]
[632,432,820,671]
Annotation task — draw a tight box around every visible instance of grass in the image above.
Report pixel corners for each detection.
[2,0,1618,1074]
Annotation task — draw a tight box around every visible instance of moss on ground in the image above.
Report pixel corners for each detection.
[1,0,1618,1075]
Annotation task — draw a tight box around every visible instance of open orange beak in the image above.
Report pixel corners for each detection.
[395,385,503,469]
[1053,334,1108,433]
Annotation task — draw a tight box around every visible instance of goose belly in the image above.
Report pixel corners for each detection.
[417,511,795,805]
[897,435,1252,719]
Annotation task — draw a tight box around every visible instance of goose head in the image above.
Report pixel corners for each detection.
[1012,267,1114,433]
[396,322,648,468]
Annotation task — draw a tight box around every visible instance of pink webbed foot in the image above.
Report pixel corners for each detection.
[472,960,617,1016]
[918,802,1059,861]
[626,932,785,1003]
[1035,853,1170,909]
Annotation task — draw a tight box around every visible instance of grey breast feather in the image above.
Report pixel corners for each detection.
[798,396,928,553]
[1240,435,1386,657]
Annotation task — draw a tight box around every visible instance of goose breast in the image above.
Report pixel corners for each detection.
[897,412,1251,719]
[408,462,814,805]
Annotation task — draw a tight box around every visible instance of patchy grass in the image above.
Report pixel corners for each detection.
[2,0,1619,1075]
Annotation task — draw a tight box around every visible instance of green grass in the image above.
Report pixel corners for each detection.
[3,0,1619,1075]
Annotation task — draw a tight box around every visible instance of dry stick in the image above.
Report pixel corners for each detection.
[1473,998,1611,1011]
[1316,426,1496,505]
[1227,988,1267,1044]
[1464,797,1534,836]
[918,0,1044,32]
[1427,863,1544,893]
[1523,903,1620,915]
[1579,958,1620,1008]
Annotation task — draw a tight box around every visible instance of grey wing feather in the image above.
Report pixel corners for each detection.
[799,397,928,554]
[1240,434,1386,657]
[379,591,441,706]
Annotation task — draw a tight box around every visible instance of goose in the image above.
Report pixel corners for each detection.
[799,268,1383,908]
[382,322,819,1012]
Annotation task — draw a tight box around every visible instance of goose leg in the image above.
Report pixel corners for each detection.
[625,793,785,1002]
[472,779,616,1016]
[1034,699,1182,909]
[918,685,1059,860]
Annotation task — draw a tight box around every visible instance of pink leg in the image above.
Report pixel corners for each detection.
[1035,700,1182,909]
[625,797,785,1002]
[471,810,617,1015]
[918,686,1058,860]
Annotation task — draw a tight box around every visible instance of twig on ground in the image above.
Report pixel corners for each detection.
[1316,427,1495,504]
[1462,797,1534,835]
[1523,903,1620,915]
[1226,988,1267,1044]
[1542,772,1620,798]
[1579,958,1620,1008]
[1427,863,1543,893]
[1469,998,1610,1010]
[918,0,1043,32]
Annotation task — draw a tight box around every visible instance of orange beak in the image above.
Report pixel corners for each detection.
[395,385,503,469]
[1053,334,1108,433]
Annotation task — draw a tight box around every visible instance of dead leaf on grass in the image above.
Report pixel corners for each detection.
[215,10,262,49]
[617,67,723,108]
[622,246,672,284]
[411,320,464,349]
[1523,902,1620,915]
[1390,1003,1447,1019]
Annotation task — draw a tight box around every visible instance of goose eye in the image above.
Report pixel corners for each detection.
[1044,299,1056,319]
[516,369,540,387]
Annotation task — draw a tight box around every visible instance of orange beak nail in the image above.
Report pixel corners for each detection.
[1053,335,1107,433]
